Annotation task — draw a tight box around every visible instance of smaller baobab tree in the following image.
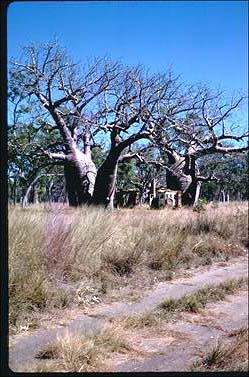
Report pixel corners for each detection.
[152,86,248,205]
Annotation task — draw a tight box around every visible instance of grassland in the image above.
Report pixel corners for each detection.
[9,201,248,333]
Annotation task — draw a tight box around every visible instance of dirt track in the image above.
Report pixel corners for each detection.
[112,291,248,371]
[9,255,248,372]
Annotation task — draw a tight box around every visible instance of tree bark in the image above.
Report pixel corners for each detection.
[64,147,97,206]
[165,154,193,204]
[165,151,202,206]
[193,181,202,207]
[92,149,120,209]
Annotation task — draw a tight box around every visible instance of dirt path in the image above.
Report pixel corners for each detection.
[111,291,248,372]
[9,255,248,372]
[88,255,248,317]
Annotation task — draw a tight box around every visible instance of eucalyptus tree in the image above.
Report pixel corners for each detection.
[200,154,249,201]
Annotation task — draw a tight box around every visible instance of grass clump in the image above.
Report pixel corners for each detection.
[34,325,134,372]
[117,312,161,330]
[160,278,246,313]
[190,328,248,371]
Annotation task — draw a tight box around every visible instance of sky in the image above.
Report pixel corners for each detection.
[7,1,248,96]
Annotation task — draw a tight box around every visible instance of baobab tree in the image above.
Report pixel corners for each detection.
[9,41,119,206]
[151,86,248,205]
[90,66,185,208]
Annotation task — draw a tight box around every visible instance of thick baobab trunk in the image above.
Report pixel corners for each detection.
[165,151,200,206]
[92,150,119,209]
[166,170,199,206]
[48,109,97,207]
[64,147,97,207]
[166,154,193,204]
[92,129,152,209]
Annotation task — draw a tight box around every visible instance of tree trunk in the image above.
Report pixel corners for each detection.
[166,155,193,204]
[64,147,97,206]
[32,185,39,204]
[226,192,230,203]
[221,189,225,203]
[165,153,202,206]
[22,173,64,207]
[22,176,41,207]
[48,180,54,205]
[193,181,202,207]
[92,149,119,209]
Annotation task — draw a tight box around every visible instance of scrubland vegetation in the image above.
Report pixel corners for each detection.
[117,278,247,330]
[34,325,135,372]
[9,202,248,334]
[190,327,248,372]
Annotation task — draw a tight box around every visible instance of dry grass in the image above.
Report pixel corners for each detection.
[159,278,247,313]
[33,324,135,372]
[190,327,248,371]
[9,202,248,332]
[117,278,247,329]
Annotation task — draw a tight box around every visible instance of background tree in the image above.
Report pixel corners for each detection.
[153,86,248,205]
[200,154,248,202]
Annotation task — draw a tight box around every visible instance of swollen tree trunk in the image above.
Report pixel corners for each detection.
[92,128,153,209]
[64,147,97,207]
[165,150,201,206]
[181,179,200,206]
[46,107,97,207]
[165,154,193,204]
[92,149,120,209]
